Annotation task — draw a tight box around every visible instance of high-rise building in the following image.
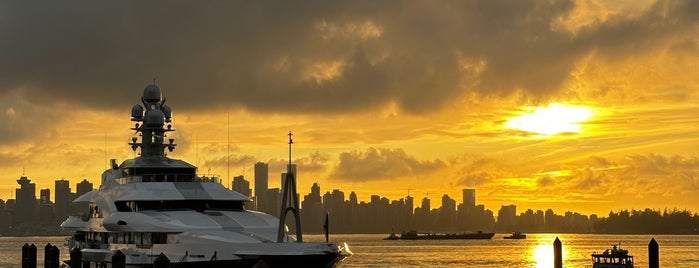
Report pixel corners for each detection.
[421,197,431,212]
[232,175,251,197]
[301,183,322,233]
[54,179,72,220]
[40,188,51,204]
[15,175,37,223]
[280,164,297,187]
[254,162,268,211]
[497,204,517,231]
[266,188,280,216]
[462,189,476,208]
[76,179,93,197]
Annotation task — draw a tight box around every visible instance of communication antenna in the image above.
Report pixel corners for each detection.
[227,107,230,189]
[277,131,303,243]
[104,130,107,170]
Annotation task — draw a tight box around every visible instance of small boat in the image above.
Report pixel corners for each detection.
[590,244,634,268]
[383,230,495,240]
[503,231,526,239]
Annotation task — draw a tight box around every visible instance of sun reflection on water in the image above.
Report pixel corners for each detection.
[532,244,554,268]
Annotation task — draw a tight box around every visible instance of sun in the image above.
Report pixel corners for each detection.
[506,103,593,135]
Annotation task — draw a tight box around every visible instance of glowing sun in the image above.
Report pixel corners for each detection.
[506,103,593,135]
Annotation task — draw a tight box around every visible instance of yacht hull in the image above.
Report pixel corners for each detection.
[73,253,346,268]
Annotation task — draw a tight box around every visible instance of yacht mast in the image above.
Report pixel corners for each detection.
[277,131,303,242]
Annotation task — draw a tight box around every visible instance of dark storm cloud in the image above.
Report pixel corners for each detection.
[1,0,698,117]
[329,147,446,181]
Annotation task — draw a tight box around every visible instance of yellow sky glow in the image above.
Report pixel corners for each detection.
[506,104,593,135]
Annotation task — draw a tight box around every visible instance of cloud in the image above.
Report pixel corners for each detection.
[266,151,332,175]
[329,147,446,181]
[2,0,697,118]
[0,89,63,143]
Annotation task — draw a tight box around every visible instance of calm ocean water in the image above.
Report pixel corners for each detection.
[1,234,698,267]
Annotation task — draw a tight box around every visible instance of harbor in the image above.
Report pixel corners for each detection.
[8,234,698,267]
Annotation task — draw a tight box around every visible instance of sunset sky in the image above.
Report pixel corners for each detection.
[1,0,698,216]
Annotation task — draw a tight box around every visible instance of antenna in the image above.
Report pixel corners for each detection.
[227,107,230,189]
[104,130,107,170]
[288,131,293,172]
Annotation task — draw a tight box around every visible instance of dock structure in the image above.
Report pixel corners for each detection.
[553,237,660,268]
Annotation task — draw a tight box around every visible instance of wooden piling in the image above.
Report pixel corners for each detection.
[29,244,38,268]
[44,243,52,268]
[21,243,30,268]
[111,250,126,268]
[648,237,659,268]
[153,253,170,268]
[48,245,59,268]
[553,237,562,268]
[70,247,83,268]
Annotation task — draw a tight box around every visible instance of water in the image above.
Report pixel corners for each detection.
[2,234,698,267]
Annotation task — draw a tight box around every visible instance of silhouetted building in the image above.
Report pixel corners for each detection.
[301,183,323,233]
[265,188,280,216]
[280,164,297,188]
[254,162,268,211]
[462,189,475,208]
[497,204,517,232]
[76,179,93,197]
[54,179,71,221]
[40,188,51,205]
[232,175,251,197]
[15,175,37,224]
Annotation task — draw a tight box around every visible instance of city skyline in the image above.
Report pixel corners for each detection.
[4,173,697,236]
[1,1,699,216]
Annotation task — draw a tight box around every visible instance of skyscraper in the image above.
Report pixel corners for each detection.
[254,162,268,210]
[232,175,251,197]
[280,164,297,187]
[40,188,51,204]
[462,189,476,208]
[54,179,71,221]
[15,175,37,223]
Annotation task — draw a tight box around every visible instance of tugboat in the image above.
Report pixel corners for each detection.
[503,231,526,239]
[61,84,351,267]
[591,244,634,268]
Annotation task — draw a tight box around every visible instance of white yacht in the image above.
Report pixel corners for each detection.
[61,84,351,267]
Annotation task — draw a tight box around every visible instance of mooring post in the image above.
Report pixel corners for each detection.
[70,246,83,268]
[29,244,38,268]
[554,237,562,268]
[112,250,126,268]
[22,243,30,268]
[648,237,659,268]
[48,245,59,268]
[44,243,52,268]
[153,253,171,268]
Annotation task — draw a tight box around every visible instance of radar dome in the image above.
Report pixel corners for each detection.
[143,84,161,102]
[144,109,165,127]
[161,105,172,122]
[131,104,144,120]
